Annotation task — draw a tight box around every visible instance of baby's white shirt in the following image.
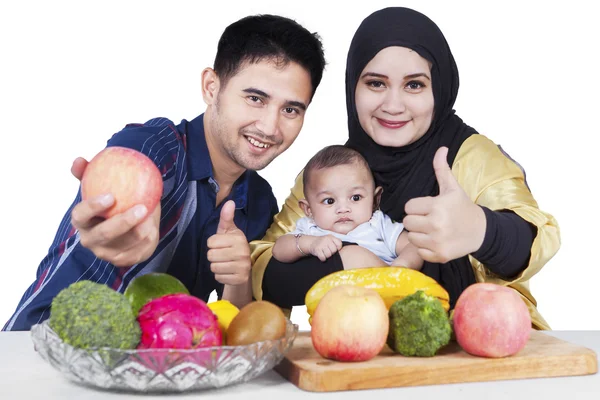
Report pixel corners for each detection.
[289,210,404,264]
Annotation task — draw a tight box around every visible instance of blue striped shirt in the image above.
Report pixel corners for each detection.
[3,113,279,331]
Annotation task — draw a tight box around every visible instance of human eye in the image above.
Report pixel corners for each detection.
[321,198,335,205]
[366,80,386,89]
[405,80,426,92]
[283,107,300,116]
[351,194,362,202]
[247,95,264,104]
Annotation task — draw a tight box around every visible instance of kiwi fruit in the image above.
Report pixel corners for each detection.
[226,300,287,346]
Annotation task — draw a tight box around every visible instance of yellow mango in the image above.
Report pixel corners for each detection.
[305,267,450,324]
[207,300,240,341]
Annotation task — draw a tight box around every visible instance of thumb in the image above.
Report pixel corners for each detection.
[71,157,88,181]
[217,200,237,234]
[433,147,458,194]
[334,237,343,250]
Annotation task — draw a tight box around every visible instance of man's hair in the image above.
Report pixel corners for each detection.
[213,14,326,100]
[303,145,373,189]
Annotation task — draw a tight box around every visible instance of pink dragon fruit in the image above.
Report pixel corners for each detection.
[137,293,222,349]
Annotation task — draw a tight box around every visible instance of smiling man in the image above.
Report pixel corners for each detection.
[4,14,326,331]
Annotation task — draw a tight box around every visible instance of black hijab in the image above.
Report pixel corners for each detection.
[345,7,477,222]
[345,7,478,307]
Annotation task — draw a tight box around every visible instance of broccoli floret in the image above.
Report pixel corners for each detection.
[387,290,452,357]
[49,280,141,349]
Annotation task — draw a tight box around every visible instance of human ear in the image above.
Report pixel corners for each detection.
[201,68,220,106]
[299,199,312,217]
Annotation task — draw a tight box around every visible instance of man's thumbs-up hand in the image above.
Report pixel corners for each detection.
[216,199,238,234]
[207,200,251,286]
[403,147,486,263]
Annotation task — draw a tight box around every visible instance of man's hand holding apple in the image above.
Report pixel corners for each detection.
[70,153,162,268]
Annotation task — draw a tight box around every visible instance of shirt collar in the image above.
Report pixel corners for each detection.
[181,113,213,181]
[178,113,249,211]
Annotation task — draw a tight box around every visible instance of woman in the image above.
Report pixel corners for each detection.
[250,7,560,330]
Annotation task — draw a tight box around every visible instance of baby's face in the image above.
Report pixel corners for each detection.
[304,163,376,234]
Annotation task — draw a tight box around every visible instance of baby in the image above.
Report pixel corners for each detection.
[272,145,423,270]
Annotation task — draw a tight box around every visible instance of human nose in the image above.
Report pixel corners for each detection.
[336,201,351,213]
[255,108,280,138]
[380,88,406,115]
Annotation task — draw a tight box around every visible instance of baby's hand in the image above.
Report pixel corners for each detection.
[309,235,343,262]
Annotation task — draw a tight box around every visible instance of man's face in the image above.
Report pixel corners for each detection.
[206,59,313,171]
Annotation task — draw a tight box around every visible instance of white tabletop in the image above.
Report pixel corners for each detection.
[0,330,598,399]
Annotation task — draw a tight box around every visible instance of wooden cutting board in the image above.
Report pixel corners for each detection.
[275,330,597,392]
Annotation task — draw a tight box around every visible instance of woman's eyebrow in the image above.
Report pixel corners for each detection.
[360,72,431,81]
[361,72,387,79]
[404,72,431,81]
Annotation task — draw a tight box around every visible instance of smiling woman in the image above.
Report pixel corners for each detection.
[355,46,434,148]
[250,6,561,331]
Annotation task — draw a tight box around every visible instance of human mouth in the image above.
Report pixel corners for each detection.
[336,217,353,223]
[245,136,272,149]
[376,118,409,129]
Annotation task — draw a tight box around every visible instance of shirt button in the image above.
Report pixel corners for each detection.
[208,178,219,193]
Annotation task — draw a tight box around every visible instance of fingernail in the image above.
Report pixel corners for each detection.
[98,194,114,206]
[133,205,147,219]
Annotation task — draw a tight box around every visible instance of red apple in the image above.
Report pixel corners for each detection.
[81,146,163,219]
[310,285,389,362]
[453,283,531,358]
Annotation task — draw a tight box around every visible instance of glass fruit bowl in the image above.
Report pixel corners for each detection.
[30,319,298,393]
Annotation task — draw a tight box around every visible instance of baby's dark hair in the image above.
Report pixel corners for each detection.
[302,145,373,189]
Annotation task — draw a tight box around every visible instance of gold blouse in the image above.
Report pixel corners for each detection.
[249,134,561,330]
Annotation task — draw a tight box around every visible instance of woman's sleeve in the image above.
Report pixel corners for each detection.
[453,134,561,329]
[250,171,307,302]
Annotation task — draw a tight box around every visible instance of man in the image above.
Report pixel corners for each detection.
[4,14,326,331]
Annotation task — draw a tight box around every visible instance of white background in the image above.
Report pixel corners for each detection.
[0,0,598,331]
